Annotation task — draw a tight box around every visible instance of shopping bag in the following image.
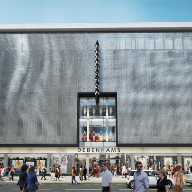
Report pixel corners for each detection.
[173,185,181,192]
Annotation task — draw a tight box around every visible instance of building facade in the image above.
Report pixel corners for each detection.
[0,23,192,174]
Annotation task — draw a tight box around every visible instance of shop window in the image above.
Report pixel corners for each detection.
[78,94,117,143]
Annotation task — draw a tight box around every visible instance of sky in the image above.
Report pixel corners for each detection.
[0,0,192,23]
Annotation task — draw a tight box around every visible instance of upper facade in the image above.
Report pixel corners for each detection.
[0,23,192,146]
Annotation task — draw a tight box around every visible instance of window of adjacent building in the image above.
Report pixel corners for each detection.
[79,96,116,142]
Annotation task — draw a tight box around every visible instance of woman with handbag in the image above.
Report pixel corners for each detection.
[27,166,41,192]
[156,169,169,192]
[17,165,28,191]
[72,166,78,185]
[173,164,184,192]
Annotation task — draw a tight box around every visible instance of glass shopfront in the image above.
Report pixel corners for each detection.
[52,154,76,174]
[79,96,116,143]
[8,155,47,173]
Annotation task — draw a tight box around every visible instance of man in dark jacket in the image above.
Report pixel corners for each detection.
[17,164,28,191]
[83,166,87,180]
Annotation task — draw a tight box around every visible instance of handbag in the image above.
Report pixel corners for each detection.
[173,185,181,192]
[22,187,28,192]
[173,172,181,192]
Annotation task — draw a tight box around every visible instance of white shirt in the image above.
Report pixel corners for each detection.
[1,168,4,174]
[99,169,112,187]
[122,166,126,171]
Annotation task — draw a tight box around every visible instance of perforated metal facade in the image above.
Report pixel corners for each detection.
[0,32,192,145]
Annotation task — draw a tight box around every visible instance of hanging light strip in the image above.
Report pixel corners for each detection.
[95,40,100,106]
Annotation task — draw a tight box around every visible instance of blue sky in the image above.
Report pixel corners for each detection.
[0,0,192,23]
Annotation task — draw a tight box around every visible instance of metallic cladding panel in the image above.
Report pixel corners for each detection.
[0,32,192,144]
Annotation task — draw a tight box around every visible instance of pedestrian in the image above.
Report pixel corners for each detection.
[167,165,171,178]
[36,166,39,178]
[173,164,184,192]
[96,162,112,192]
[41,164,46,180]
[128,166,131,172]
[83,165,87,180]
[10,165,15,181]
[149,166,152,170]
[185,164,189,174]
[79,165,83,181]
[72,166,78,185]
[17,164,28,191]
[49,165,52,176]
[27,166,41,192]
[121,164,126,178]
[50,170,55,181]
[55,166,59,181]
[5,165,9,176]
[170,165,174,178]
[1,165,5,180]
[59,165,62,178]
[94,164,99,177]
[156,169,169,192]
[190,165,192,173]
[133,161,149,192]
[114,165,117,177]
[110,164,114,174]
[125,167,128,178]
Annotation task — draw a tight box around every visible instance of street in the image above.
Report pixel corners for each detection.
[1,183,192,192]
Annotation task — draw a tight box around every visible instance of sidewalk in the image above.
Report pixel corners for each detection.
[0,175,127,184]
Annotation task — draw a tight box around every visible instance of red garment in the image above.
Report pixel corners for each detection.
[94,166,99,173]
[89,132,99,141]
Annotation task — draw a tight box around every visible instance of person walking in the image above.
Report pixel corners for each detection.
[36,166,39,178]
[10,165,15,181]
[173,164,184,192]
[133,161,149,192]
[170,165,174,178]
[72,166,78,185]
[156,169,169,192]
[185,164,189,174]
[96,162,112,192]
[128,166,131,172]
[83,165,87,180]
[17,164,28,191]
[113,165,117,177]
[167,165,171,178]
[41,164,47,180]
[55,166,60,181]
[125,167,128,178]
[5,165,9,176]
[27,166,41,192]
[1,165,5,180]
[79,165,83,181]
[121,164,126,178]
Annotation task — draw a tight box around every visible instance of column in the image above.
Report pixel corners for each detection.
[177,154,181,165]
[86,154,89,175]
[47,154,51,171]
[4,154,8,168]
[72,154,75,167]
[131,154,135,170]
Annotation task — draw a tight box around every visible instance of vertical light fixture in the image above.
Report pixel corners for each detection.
[95,40,100,106]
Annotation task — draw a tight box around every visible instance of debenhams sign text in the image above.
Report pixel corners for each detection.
[78,148,120,153]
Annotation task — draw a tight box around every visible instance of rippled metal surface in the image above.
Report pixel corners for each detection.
[0,33,192,144]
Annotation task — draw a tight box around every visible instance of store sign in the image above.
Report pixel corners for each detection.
[78,147,120,153]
